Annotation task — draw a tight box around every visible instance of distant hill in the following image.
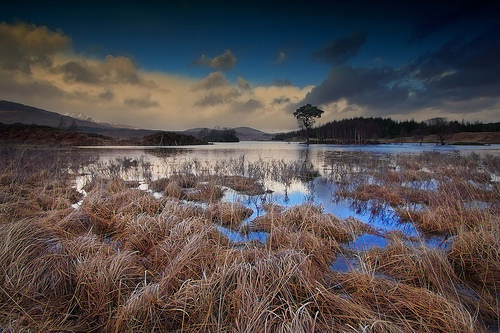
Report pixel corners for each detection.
[0,122,208,146]
[0,100,275,141]
[183,126,274,141]
[0,100,156,139]
[0,100,112,130]
[0,122,125,146]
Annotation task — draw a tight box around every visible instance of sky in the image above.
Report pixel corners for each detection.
[1,0,499,132]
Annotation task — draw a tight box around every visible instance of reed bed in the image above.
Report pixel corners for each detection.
[0,146,498,332]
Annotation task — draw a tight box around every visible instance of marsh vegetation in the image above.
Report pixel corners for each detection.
[0,144,499,332]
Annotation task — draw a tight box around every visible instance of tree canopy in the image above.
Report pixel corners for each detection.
[293,104,324,143]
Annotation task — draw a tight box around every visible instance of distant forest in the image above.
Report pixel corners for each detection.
[199,128,239,142]
[273,117,500,144]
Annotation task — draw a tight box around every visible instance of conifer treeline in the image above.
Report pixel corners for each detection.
[273,117,500,144]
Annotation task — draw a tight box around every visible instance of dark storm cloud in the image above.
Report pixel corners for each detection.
[271,79,294,87]
[191,50,236,71]
[412,31,500,101]
[311,32,367,66]
[300,31,500,116]
[301,65,409,111]
[411,0,500,41]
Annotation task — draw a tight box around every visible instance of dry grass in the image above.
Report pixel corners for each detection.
[223,175,265,195]
[0,147,498,332]
[253,204,365,244]
[208,201,253,228]
[335,272,481,332]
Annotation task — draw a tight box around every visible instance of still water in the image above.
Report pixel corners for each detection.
[78,142,500,255]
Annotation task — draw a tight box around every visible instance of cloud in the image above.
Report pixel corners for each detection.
[0,72,66,99]
[272,96,291,104]
[99,89,114,101]
[411,1,499,41]
[195,88,240,107]
[55,56,156,88]
[191,49,236,70]
[409,32,500,104]
[275,51,286,64]
[299,31,500,119]
[58,60,101,84]
[237,77,251,91]
[0,21,70,73]
[191,72,229,90]
[300,65,409,112]
[232,99,264,113]
[311,32,367,66]
[124,95,159,108]
[271,79,294,87]
[101,55,141,84]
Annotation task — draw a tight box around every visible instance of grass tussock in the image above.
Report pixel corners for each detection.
[208,201,253,228]
[150,176,225,202]
[253,203,358,243]
[336,272,480,332]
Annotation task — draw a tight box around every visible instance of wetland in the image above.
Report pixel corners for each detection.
[0,142,499,332]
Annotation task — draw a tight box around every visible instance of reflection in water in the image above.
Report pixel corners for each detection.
[346,234,389,252]
[331,254,360,272]
[76,142,500,251]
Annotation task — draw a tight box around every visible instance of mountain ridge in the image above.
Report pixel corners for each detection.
[0,100,275,141]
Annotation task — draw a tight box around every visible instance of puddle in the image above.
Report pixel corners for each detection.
[216,225,268,244]
[345,233,389,252]
[331,254,361,272]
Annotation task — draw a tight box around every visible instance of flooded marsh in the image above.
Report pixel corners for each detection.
[0,142,499,332]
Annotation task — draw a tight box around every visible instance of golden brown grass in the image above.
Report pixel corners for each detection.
[0,147,498,332]
[208,201,253,228]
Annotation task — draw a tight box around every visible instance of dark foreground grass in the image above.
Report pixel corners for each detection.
[0,147,498,332]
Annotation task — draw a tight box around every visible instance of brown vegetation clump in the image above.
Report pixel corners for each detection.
[267,227,339,270]
[208,201,253,228]
[148,176,171,192]
[352,184,404,206]
[82,176,128,193]
[448,225,500,323]
[336,272,480,332]
[224,175,265,195]
[0,219,77,331]
[254,204,357,244]
[364,235,459,293]
[398,205,489,234]
[73,249,143,330]
[185,182,225,202]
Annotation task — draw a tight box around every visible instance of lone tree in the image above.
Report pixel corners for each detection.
[426,117,456,145]
[293,104,324,144]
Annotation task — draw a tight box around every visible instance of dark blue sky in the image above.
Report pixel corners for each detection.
[1,0,499,130]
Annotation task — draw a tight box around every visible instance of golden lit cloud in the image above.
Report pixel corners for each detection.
[0,21,70,73]
[0,22,315,132]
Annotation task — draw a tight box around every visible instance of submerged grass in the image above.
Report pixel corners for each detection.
[0,146,498,332]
